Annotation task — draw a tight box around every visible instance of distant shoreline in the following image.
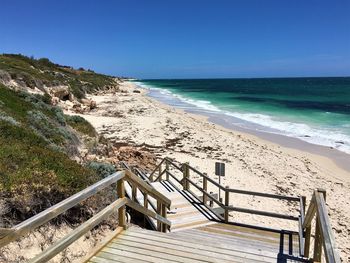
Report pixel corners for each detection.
[141,83,350,174]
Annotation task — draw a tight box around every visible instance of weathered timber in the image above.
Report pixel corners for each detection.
[0,171,125,247]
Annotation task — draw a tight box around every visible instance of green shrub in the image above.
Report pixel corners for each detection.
[0,121,98,194]
[87,162,116,178]
[66,115,96,137]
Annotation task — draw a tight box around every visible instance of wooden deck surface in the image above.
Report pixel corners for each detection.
[88,224,309,263]
[87,179,309,263]
[125,180,220,231]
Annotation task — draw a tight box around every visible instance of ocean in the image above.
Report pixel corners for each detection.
[135,78,350,154]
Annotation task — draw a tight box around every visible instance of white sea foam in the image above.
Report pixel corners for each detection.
[138,82,350,154]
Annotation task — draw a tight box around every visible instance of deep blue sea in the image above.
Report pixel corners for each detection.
[135,78,350,154]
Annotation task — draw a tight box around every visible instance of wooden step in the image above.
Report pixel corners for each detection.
[88,226,309,263]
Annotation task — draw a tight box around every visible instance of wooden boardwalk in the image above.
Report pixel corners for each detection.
[1,159,340,263]
[125,179,220,231]
[88,223,308,263]
[89,178,309,263]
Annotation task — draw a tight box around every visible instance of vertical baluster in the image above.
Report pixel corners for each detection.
[117,179,126,229]
[203,177,208,205]
[186,163,190,190]
[132,183,137,202]
[157,201,162,231]
[182,163,187,190]
[161,203,167,232]
[144,193,148,209]
[224,186,229,223]
[158,162,162,181]
[166,159,170,181]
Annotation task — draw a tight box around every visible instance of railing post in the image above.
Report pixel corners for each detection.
[304,192,312,258]
[161,203,167,233]
[224,186,229,223]
[158,162,162,182]
[117,178,127,229]
[132,183,137,202]
[209,191,214,207]
[144,193,148,209]
[165,159,170,181]
[313,189,326,262]
[203,177,208,205]
[157,201,162,232]
[182,162,190,190]
[182,163,187,190]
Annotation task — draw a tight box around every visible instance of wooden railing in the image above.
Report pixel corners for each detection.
[148,157,341,262]
[150,157,301,222]
[302,189,340,263]
[0,170,171,263]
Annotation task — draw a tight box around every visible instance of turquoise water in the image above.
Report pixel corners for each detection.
[136,78,350,154]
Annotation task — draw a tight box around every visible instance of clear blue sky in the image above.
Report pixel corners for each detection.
[1,0,350,79]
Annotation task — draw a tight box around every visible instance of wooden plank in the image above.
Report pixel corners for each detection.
[111,237,251,263]
[315,192,341,263]
[90,254,128,263]
[103,245,181,263]
[80,227,124,263]
[227,206,299,221]
[94,250,159,263]
[29,197,127,263]
[0,171,125,248]
[131,227,285,256]
[303,194,316,228]
[227,188,300,202]
[117,180,126,229]
[118,228,277,262]
[114,231,278,262]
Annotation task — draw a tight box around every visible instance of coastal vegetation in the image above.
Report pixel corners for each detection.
[0,54,117,99]
[0,54,122,227]
[0,84,98,224]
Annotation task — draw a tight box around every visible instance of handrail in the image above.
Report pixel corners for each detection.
[150,157,301,223]
[125,170,171,208]
[29,198,128,263]
[0,171,125,247]
[150,157,340,262]
[302,189,340,263]
[0,168,172,262]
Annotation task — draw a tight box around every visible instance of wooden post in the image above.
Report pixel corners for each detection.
[161,203,167,232]
[185,163,190,190]
[209,191,214,207]
[224,186,229,223]
[182,163,187,190]
[304,225,311,258]
[144,193,148,209]
[158,163,162,182]
[157,201,162,232]
[165,159,170,181]
[132,183,137,202]
[313,217,323,262]
[313,189,326,262]
[203,177,208,205]
[117,179,126,229]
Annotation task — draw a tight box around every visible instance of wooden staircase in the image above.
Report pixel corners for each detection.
[0,158,341,263]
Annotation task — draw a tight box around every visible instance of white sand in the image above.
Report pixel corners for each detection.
[77,81,350,260]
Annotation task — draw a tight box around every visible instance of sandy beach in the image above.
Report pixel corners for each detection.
[74,81,350,260]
